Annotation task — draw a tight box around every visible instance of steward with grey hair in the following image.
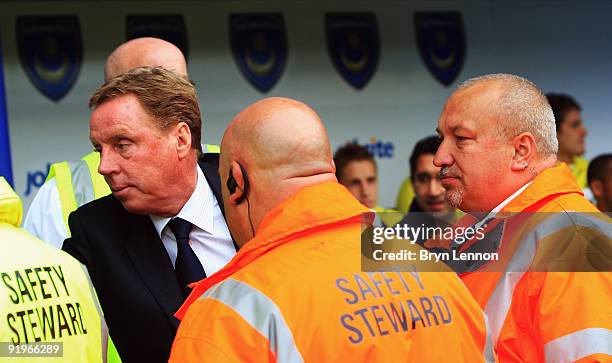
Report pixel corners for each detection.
[432,73,612,362]
[435,73,559,212]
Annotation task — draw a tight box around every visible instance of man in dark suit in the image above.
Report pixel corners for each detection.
[63,66,235,362]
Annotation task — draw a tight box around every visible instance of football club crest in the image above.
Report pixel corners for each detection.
[17,16,83,102]
[229,13,287,93]
[415,12,466,86]
[126,14,189,60]
[326,13,380,90]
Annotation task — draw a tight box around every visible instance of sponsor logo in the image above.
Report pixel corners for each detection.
[17,16,83,101]
[229,13,287,93]
[25,163,51,197]
[352,137,394,158]
[326,12,379,90]
[415,12,466,86]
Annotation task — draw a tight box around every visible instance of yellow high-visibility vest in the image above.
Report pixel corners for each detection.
[569,156,589,189]
[46,145,221,235]
[0,177,105,362]
[372,206,403,226]
[394,176,415,215]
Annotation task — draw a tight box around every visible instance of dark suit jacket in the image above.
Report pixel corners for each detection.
[63,154,228,363]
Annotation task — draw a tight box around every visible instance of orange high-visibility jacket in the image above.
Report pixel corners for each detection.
[170,182,490,362]
[455,164,612,362]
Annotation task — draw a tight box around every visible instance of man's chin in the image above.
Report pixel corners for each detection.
[426,200,448,212]
[118,199,150,215]
[445,190,464,209]
[430,210,455,221]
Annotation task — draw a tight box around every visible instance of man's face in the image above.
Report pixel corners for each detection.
[338,160,378,209]
[434,87,514,213]
[412,154,453,214]
[591,164,612,213]
[603,173,612,213]
[557,108,587,158]
[90,94,181,215]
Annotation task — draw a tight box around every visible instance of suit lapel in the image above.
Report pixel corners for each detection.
[122,213,183,328]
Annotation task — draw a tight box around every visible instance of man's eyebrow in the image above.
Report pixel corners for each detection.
[444,122,473,134]
[454,125,477,135]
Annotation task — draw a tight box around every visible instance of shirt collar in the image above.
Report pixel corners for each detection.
[149,165,215,238]
[492,181,532,213]
[469,181,533,231]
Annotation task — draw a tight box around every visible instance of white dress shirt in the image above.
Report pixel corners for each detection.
[149,166,236,276]
[23,178,68,248]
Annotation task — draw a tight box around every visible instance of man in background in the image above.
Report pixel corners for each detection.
[334,142,401,226]
[170,97,490,362]
[23,37,219,248]
[546,93,589,189]
[395,135,456,245]
[406,135,455,218]
[588,153,612,212]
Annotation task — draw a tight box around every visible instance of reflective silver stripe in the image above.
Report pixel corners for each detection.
[202,278,304,363]
[539,211,612,237]
[485,212,610,348]
[544,328,612,363]
[69,160,95,207]
[482,313,496,362]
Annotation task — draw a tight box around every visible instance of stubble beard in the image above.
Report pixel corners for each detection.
[445,188,464,209]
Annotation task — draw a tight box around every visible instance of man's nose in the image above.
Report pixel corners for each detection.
[97,149,120,176]
[434,141,453,167]
[360,181,371,197]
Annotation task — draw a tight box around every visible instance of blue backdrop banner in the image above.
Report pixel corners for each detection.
[0,37,13,186]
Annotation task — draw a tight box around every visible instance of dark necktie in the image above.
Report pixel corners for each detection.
[168,218,206,298]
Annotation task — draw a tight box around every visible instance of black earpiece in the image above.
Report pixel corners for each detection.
[226,162,249,205]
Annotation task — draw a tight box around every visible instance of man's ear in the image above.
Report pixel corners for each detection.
[590,180,603,199]
[331,159,338,182]
[176,122,192,159]
[227,161,245,205]
[510,132,536,172]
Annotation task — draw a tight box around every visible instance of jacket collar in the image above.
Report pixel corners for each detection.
[175,181,369,319]
[503,163,582,213]
[447,163,584,237]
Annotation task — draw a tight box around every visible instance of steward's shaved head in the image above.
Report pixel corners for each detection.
[220,97,337,245]
[104,37,187,81]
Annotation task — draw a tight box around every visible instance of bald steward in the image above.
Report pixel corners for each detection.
[105,37,188,80]
[219,97,337,246]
